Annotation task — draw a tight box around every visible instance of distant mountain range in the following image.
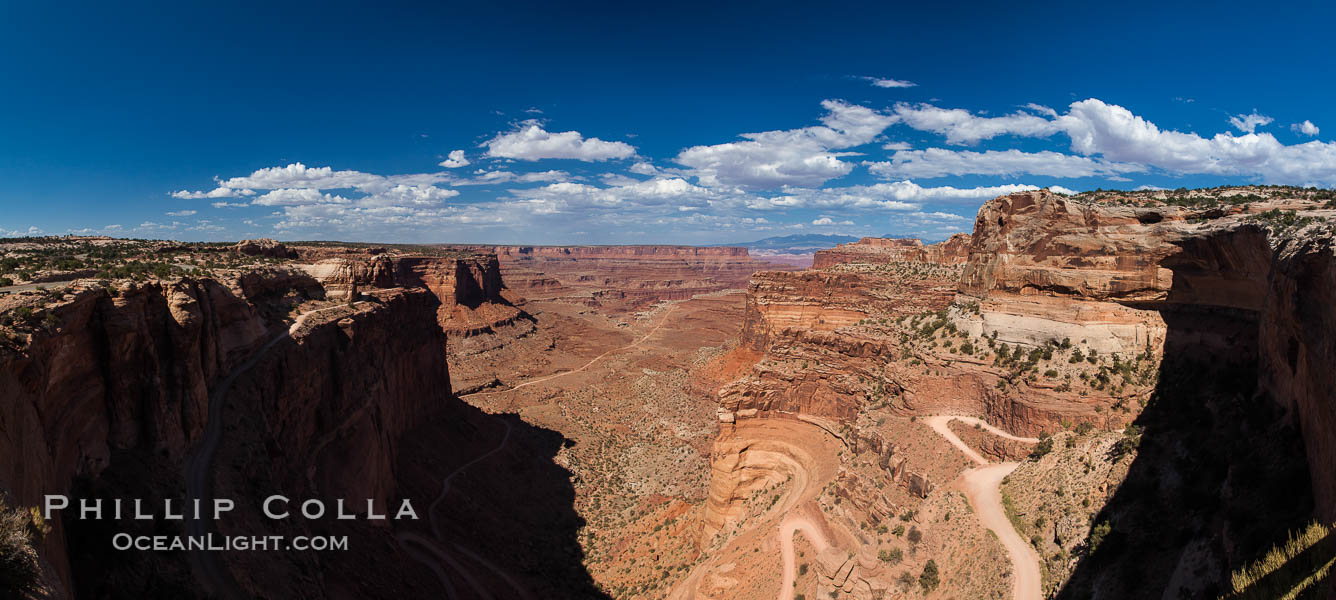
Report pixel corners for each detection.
[714,234,858,254]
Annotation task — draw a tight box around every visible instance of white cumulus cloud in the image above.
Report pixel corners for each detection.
[172,187,249,199]
[675,100,896,189]
[863,77,917,88]
[1293,120,1320,137]
[483,120,636,161]
[439,150,471,168]
[889,98,1336,185]
[1228,111,1273,134]
[888,103,1063,145]
[867,148,1142,179]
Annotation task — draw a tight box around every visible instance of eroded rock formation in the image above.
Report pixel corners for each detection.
[233,238,298,259]
[447,244,784,308]
[0,268,326,594]
[811,234,971,269]
[699,186,1336,598]
[299,251,536,392]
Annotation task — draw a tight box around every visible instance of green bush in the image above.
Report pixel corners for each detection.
[1088,520,1111,552]
[919,559,940,593]
[878,547,903,564]
[1112,424,1143,460]
[1031,433,1054,458]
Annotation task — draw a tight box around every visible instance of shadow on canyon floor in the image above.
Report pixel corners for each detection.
[1055,305,1317,599]
[62,396,606,599]
[392,399,608,600]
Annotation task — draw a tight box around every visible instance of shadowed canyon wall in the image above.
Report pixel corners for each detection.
[0,250,606,599]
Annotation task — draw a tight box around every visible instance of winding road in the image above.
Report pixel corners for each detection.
[185,304,350,599]
[395,418,534,600]
[924,415,1042,600]
[777,509,833,600]
[768,415,1041,600]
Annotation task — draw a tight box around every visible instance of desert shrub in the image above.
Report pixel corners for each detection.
[878,547,903,564]
[0,498,45,597]
[12,307,35,325]
[1111,424,1143,460]
[1088,520,1112,552]
[907,526,922,544]
[1031,433,1054,458]
[919,559,940,593]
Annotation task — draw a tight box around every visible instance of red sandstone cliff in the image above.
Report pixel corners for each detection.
[811,234,971,269]
[0,269,318,593]
[0,263,461,597]
[1258,234,1336,523]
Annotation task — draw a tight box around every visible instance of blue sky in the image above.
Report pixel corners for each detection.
[2,0,1334,244]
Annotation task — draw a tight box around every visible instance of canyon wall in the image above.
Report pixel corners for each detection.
[693,187,1335,597]
[811,234,970,269]
[0,262,465,597]
[1258,235,1336,523]
[443,244,781,308]
[300,252,535,393]
[0,269,316,508]
[0,268,320,593]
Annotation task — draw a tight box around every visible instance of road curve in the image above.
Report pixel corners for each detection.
[959,462,1042,600]
[396,418,534,600]
[778,511,833,600]
[924,415,1041,600]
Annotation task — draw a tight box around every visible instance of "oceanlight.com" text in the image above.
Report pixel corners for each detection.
[112,533,348,552]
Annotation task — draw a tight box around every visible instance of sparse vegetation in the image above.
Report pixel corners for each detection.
[1031,432,1054,458]
[919,559,940,593]
[0,498,46,597]
[1223,520,1335,600]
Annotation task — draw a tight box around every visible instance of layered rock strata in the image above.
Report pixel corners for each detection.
[811,234,971,269]
[445,244,784,308]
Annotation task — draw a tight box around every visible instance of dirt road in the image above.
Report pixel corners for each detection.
[465,304,677,396]
[396,418,533,600]
[777,510,833,600]
[924,415,1041,600]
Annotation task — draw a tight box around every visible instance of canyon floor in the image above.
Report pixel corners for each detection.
[453,292,746,599]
